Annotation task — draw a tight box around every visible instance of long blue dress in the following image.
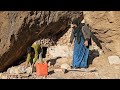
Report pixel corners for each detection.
[72,29,89,68]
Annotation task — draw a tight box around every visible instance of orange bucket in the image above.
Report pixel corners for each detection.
[36,62,48,76]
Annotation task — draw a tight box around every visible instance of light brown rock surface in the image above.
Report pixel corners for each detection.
[0,11,81,72]
[84,11,120,55]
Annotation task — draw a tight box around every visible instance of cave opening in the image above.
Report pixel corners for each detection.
[42,47,48,58]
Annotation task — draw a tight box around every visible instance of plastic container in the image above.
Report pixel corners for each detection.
[36,62,48,76]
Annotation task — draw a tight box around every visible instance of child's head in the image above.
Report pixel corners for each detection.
[27,47,34,54]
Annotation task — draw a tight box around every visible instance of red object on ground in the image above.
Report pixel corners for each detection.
[36,62,48,76]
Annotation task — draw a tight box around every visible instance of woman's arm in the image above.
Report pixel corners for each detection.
[82,24,91,41]
[82,24,91,47]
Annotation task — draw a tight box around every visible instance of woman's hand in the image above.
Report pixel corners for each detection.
[91,38,95,46]
[84,40,88,46]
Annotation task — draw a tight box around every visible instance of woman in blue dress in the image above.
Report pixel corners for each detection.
[69,17,91,69]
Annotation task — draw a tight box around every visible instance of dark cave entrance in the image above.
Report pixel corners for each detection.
[42,47,48,58]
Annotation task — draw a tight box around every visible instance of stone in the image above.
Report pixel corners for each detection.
[14,68,20,74]
[26,67,32,74]
[54,69,63,73]
[98,50,103,55]
[18,66,26,74]
[9,67,16,74]
[48,62,51,67]
[10,75,18,79]
[48,45,73,58]
[7,66,25,74]
[1,74,8,79]
[108,55,120,65]
[60,63,71,69]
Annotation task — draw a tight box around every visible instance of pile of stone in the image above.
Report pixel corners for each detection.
[36,38,55,47]
[56,29,72,45]
[0,65,34,79]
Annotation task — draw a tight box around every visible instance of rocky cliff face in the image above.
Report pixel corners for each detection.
[84,11,120,55]
[0,11,82,72]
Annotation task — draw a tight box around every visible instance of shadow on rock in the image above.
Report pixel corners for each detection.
[48,70,55,75]
[88,50,99,67]
[47,57,62,66]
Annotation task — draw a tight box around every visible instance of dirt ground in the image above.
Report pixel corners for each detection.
[0,50,120,79]
[45,51,120,79]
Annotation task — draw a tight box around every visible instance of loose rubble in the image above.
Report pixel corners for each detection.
[0,32,120,79]
[1,51,120,79]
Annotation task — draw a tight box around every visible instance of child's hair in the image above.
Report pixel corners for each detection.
[27,47,34,53]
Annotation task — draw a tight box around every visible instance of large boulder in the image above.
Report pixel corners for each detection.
[0,11,82,72]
